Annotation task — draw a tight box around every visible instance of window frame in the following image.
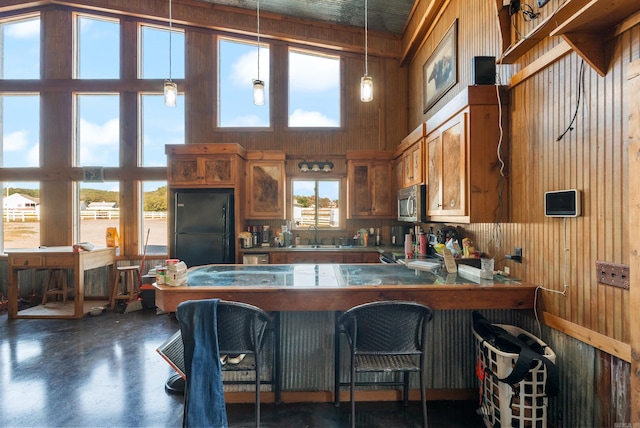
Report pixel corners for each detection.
[290,176,345,231]
[287,47,342,130]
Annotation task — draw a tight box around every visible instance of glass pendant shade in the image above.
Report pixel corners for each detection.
[360,75,373,102]
[164,80,178,107]
[253,79,265,106]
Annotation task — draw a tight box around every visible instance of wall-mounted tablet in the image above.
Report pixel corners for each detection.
[544,189,581,217]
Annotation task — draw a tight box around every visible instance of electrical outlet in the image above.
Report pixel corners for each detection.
[504,266,510,276]
[505,247,522,263]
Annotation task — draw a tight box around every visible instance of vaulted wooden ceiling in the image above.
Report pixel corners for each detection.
[192,0,417,35]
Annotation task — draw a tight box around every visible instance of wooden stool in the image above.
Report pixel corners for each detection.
[110,266,140,310]
[42,269,69,305]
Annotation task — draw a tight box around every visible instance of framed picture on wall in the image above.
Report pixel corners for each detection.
[423,20,457,113]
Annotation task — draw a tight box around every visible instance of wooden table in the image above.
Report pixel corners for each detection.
[154,264,537,312]
[7,246,116,319]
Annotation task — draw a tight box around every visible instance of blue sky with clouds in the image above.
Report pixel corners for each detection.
[2,13,340,194]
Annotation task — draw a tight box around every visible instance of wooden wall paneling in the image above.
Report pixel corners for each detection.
[41,7,73,79]
[186,29,215,143]
[119,90,140,256]
[119,19,140,257]
[40,8,73,246]
[270,42,286,135]
[627,57,640,428]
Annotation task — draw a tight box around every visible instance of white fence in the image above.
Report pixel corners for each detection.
[3,209,167,222]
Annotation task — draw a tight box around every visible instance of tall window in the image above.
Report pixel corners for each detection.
[76,94,120,167]
[78,182,119,245]
[1,95,40,167]
[2,182,41,251]
[140,94,184,166]
[1,15,40,79]
[218,38,270,127]
[140,25,185,79]
[292,179,341,229]
[77,15,119,78]
[141,181,167,254]
[288,49,340,127]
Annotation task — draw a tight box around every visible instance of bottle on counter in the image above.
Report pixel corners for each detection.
[375,228,381,246]
[405,233,414,259]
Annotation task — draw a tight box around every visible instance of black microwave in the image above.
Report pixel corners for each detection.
[397,184,426,223]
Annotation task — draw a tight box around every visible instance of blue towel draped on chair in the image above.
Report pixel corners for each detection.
[177,299,228,428]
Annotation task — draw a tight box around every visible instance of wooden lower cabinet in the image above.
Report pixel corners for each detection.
[266,251,381,264]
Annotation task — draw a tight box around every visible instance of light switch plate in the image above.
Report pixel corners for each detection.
[596,261,629,289]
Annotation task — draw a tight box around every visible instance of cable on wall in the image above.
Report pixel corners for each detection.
[557,59,585,141]
[534,217,569,337]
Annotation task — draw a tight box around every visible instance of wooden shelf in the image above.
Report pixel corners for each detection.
[550,0,640,76]
[497,0,640,76]
[498,0,592,64]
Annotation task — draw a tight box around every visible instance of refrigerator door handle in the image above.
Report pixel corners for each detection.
[222,205,229,263]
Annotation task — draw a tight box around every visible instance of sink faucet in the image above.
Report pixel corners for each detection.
[307,225,319,246]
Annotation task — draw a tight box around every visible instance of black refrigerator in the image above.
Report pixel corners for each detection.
[169,189,235,267]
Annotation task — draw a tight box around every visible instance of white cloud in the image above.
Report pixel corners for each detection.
[79,118,119,164]
[289,52,339,92]
[4,130,29,151]
[289,109,338,127]
[6,19,40,38]
[79,118,119,146]
[230,49,270,87]
[225,115,265,127]
[27,143,39,167]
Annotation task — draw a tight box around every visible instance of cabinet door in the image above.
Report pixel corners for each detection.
[247,161,285,219]
[270,253,287,264]
[169,155,235,186]
[402,143,423,187]
[348,159,393,218]
[344,252,364,263]
[371,162,393,217]
[440,116,466,215]
[350,163,371,216]
[169,157,199,185]
[362,252,381,263]
[427,113,466,217]
[393,158,404,194]
[427,135,442,213]
[203,157,235,185]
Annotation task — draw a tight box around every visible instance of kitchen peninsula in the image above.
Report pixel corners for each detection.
[154,263,537,403]
[153,263,536,312]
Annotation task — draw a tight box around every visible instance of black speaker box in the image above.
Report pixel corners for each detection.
[473,56,496,85]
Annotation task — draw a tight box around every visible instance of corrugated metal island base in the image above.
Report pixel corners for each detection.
[154,263,538,404]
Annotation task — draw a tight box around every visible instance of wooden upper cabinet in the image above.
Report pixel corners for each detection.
[425,86,507,223]
[166,144,245,188]
[427,114,466,217]
[347,151,394,219]
[169,155,237,186]
[395,123,426,189]
[246,153,285,219]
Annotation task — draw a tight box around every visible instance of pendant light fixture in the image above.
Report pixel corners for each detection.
[360,0,373,102]
[252,0,265,106]
[164,0,177,107]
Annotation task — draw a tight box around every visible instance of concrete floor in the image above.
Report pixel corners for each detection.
[0,307,483,427]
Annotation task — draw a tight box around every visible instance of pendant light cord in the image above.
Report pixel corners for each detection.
[169,0,173,80]
[256,0,260,80]
[364,0,368,76]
